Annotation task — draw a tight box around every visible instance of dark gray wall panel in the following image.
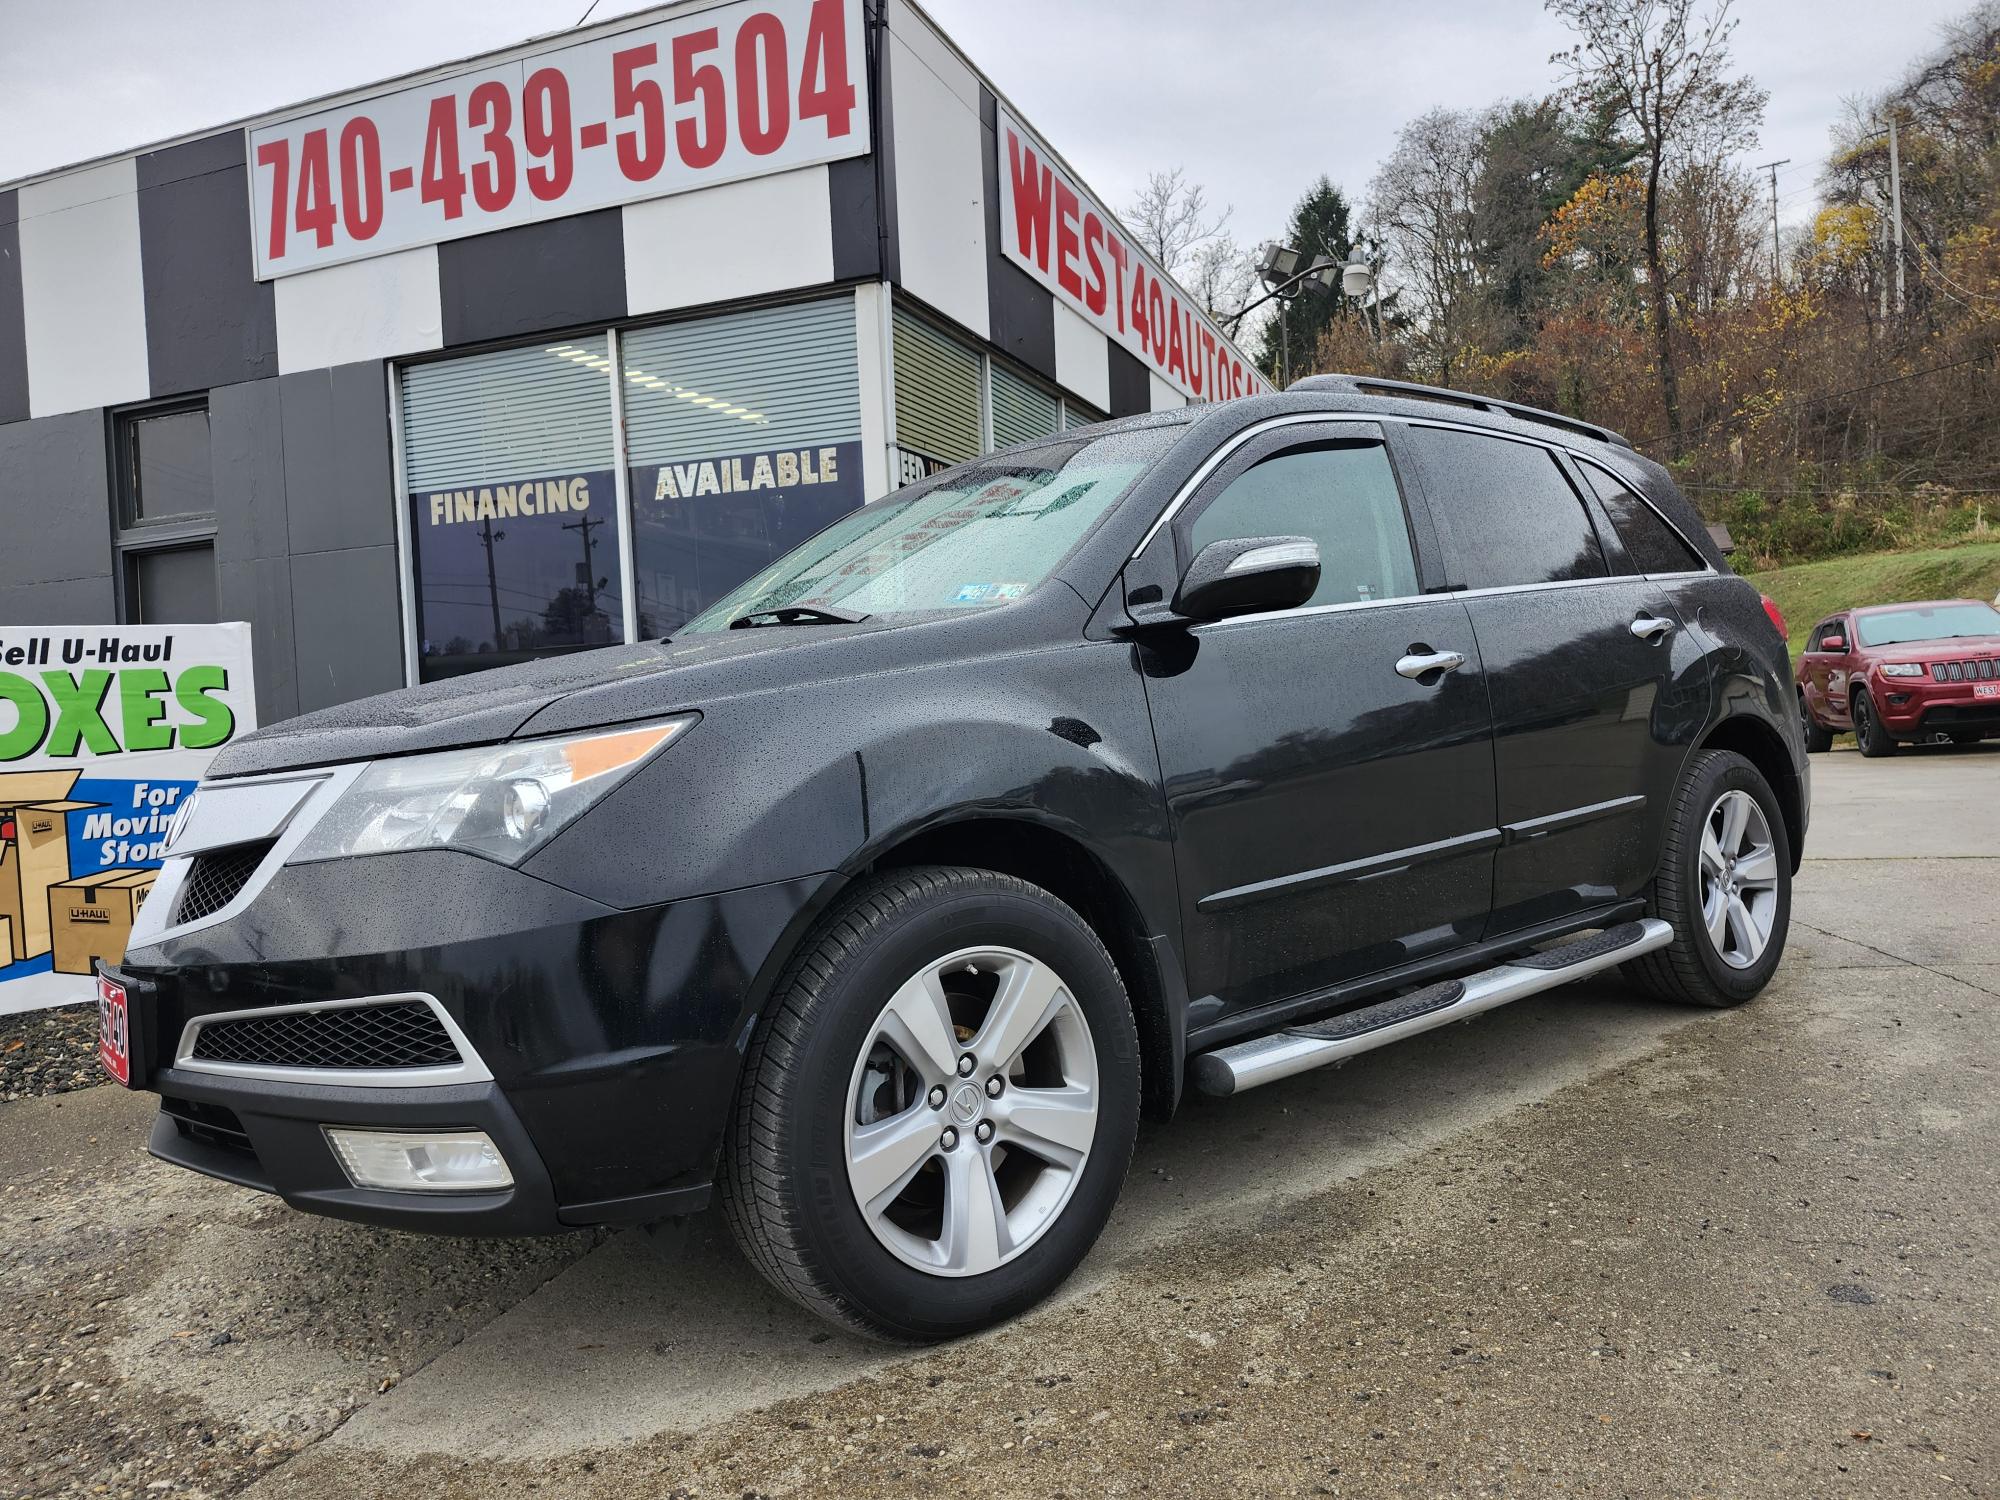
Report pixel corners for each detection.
[0,189,26,426]
[437,210,626,347]
[289,545,404,714]
[869,0,898,285]
[0,409,112,588]
[138,133,278,398]
[218,555,299,722]
[208,376,287,564]
[978,90,1055,381]
[1107,343,1150,418]
[278,362,395,556]
[827,154,881,282]
[0,574,116,626]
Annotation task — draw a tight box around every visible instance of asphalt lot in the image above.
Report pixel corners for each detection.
[3,743,1994,1499]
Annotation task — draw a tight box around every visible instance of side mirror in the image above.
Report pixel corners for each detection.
[1822,634,1846,653]
[1172,536,1321,622]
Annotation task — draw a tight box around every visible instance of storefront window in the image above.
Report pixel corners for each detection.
[401,337,622,680]
[892,306,983,477]
[991,364,1059,450]
[621,299,862,635]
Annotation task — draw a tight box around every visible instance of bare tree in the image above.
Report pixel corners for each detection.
[1368,107,1491,384]
[1546,0,1766,455]
[1128,167,1257,325]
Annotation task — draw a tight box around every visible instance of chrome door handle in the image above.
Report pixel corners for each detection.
[1630,616,1676,641]
[1395,649,1467,680]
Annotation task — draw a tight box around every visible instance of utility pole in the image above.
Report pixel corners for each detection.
[1757,159,1790,288]
[1885,114,1905,316]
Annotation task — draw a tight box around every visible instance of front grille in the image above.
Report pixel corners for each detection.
[175,841,276,924]
[188,1000,461,1071]
[1931,656,1998,682]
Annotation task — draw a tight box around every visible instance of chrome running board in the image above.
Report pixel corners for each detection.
[1188,918,1674,1098]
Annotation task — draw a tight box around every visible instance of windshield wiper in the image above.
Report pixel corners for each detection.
[727,603,872,630]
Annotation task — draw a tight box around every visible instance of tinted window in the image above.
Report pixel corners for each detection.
[1578,461,1706,574]
[1188,442,1418,607]
[1404,428,1605,588]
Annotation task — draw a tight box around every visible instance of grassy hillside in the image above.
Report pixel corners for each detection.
[1742,539,2000,658]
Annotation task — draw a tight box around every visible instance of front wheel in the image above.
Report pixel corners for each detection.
[1853,690,1898,758]
[720,866,1140,1342]
[1624,749,1792,1008]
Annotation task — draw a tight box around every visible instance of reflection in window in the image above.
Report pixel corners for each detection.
[1190,443,1418,607]
[623,300,863,635]
[402,337,621,680]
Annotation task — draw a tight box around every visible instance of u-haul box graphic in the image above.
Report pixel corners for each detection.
[0,624,255,1015]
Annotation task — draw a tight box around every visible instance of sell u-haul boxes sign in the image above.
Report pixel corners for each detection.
[246,0,868,278]
[994,106,1270,405]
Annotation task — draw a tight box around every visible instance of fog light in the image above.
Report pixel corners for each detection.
[324,1127,513,1192]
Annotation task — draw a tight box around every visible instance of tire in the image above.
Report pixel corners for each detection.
[719,865,1141,1342]
[1799,692,1833,754]
[1623,748,1792,1008]
[1852,690,1897,758]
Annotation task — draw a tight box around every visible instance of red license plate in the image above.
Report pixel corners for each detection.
[1976,683,1999,700]
[97,974,131,1086]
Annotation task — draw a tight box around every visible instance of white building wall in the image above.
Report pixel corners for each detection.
[885,0,988,339]
[18,159,150,417]
[1052,303,1111,413]
[1148,371,1188,411]
[623,166,836,316]
[273,246,444,374]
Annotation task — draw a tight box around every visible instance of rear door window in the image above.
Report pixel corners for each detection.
[1398,427,1606,589]
[1577,461,1707,575]
[1184,439,1420,607]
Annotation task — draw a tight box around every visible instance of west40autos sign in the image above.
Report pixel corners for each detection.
[0,625,256,1015]
[246,0,867,278]
[995,106,1269,405]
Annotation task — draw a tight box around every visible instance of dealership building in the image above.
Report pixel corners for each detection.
[0,0,1264,722]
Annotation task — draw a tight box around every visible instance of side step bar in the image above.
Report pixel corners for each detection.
[1188,918,1673,1098]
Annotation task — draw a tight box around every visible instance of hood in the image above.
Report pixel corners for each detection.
[206,598,1081,777]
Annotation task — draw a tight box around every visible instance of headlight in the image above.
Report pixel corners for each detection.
[289,715,696,866]
[1878,662,1925,678]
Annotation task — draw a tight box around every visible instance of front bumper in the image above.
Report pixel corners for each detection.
[1874,680,2000,736]
[115,849,835,1234]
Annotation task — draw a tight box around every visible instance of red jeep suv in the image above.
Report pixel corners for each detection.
[1797,598,2000,756]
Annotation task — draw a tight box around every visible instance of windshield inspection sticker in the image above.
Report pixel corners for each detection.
[952,583,1028,604]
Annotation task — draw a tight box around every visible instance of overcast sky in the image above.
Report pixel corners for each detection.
[0,0,1976,241]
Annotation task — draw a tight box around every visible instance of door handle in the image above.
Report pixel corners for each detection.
[1395,648,1468,680]
[1630,616,1676,641]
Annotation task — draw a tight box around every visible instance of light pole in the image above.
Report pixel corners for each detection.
[1224,244,1341,385]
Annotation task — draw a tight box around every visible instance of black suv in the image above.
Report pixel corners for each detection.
[109,376,1808,1341]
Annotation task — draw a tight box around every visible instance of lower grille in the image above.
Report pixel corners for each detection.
[159,1096,256,1158]
[188,1000,463,1071]
[175,841,276,924]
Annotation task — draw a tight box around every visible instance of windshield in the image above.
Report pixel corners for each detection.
[1855,602,2000,647]
[679,426,1178,633]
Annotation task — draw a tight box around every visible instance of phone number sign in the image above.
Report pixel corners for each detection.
[246,0,867,279]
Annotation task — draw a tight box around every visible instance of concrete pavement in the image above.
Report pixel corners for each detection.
[3,742,1994,1498]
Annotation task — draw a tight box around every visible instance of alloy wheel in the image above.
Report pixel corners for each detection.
[843,946,1099,1277]
[1697,789,1780,970]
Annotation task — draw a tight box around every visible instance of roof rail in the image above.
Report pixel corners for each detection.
[1287,374,1634,450]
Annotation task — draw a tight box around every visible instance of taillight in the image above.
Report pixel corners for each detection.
[0,817,14,842]
[1760,594,1787,641]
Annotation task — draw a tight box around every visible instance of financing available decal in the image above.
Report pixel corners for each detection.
[0,625,256,1015]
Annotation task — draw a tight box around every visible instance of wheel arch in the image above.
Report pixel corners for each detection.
[1698,714,1805,872]
[858,814,1188,1122]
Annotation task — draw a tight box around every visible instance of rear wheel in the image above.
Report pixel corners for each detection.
[1624,749,1791,1008]
[1853,690,1897,758]
[720,866,1140,1342]
[1799,691,1833,754]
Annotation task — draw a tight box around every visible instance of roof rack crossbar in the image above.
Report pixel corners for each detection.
[1286,374,1634,450]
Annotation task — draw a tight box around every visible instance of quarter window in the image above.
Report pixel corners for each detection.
[1402,428,1606,589]
[1188,441,1419,608]
[1577,461,1706,575]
